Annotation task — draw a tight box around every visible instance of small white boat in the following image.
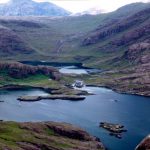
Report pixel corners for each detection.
[72,80,85,88]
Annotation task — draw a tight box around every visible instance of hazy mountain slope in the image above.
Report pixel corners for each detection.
[106,2,150,20]
[0,25,35,57]
[0,0,70,16]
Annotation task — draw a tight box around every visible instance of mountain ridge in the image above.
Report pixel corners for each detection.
[0,0,70,16]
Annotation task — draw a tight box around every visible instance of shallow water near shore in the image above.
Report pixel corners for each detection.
[0,87,150,150]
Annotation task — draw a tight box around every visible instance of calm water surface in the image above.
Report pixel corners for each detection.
[0,87,150,150]
[59,66,88,74]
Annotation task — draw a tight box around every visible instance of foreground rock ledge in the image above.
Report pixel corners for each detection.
[0,121,105,150]
[135,135,150,150]
[18,95,85,101]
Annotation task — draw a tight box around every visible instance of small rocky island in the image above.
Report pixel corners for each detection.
[18,95,85,101]
[100,122,127,139]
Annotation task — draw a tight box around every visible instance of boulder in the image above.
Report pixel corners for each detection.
[135,135,150,150]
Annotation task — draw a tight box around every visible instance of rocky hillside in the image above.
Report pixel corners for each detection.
[0,0,70,16]
[0,121,105,150]
[83,7,150,49]
[0,25,35,57]
[0,61,61,80]
[80,6,150,69]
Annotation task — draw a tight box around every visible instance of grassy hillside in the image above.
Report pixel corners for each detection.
[0,121,104,150]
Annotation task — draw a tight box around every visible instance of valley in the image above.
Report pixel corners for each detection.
[0,3,149,98]
[0,1,150,150]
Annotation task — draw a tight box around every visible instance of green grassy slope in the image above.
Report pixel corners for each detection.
[0,121,104,150]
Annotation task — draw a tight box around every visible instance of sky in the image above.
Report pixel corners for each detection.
[0,0,150,13]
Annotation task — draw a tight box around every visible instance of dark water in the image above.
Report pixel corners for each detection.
[20,61,83,67]
[20,61,101,74]
[0,87,150,150]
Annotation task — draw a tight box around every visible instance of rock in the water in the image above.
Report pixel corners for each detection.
[100,122,127,139]
[135,135,150,150]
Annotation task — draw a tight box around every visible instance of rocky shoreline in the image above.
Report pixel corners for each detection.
[0,120,148,150]
[0,121,105,150]
[86,84,150,97]
[0,84,89,95]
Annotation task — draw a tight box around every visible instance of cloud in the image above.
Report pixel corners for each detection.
[38,0,150,13]
[0,0,150,13]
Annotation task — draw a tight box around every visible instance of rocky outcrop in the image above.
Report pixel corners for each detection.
[0,61,62,80]
[100,122,127,139]
[123,41,150,63]
[135,135,150,150]
[0,121,105,150]
[112,23,150,46]
[82,7,150,47]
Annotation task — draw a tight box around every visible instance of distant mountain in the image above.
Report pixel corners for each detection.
[0,0,70,16]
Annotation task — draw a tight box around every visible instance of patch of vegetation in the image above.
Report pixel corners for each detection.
[45,128,55,136]
[0,122,35,149]
[0,70,61,89]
